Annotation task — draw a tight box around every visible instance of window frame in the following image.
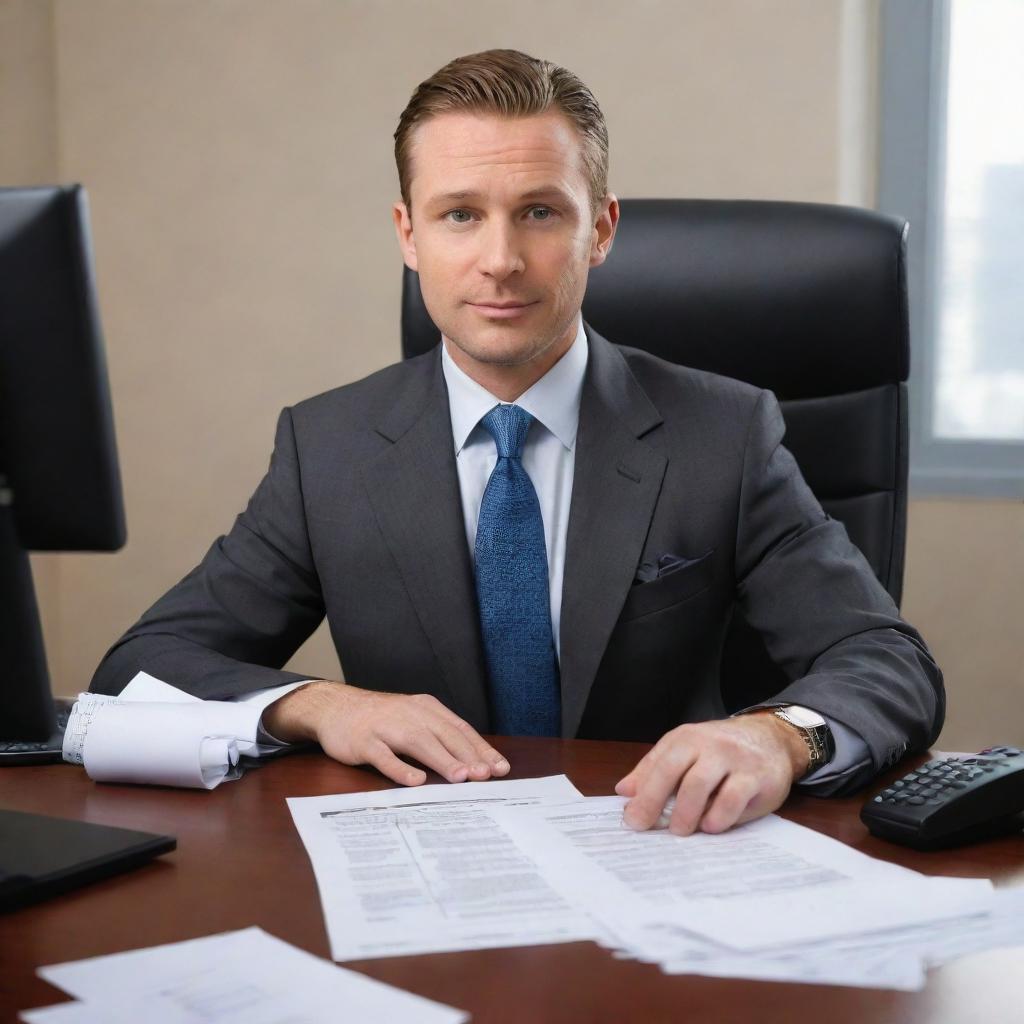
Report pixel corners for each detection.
[878,0,1024,498]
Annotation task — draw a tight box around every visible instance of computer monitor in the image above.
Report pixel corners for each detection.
[0,184,126,744]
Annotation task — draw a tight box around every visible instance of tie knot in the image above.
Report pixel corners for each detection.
[481,404,533,459]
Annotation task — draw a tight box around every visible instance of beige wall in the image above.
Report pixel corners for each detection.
[0,0,61,670]
[0,0,56,178]
[903,500,1024,751]
[3,0,1020,748]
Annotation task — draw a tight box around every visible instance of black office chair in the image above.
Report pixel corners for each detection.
[400,199,911,711]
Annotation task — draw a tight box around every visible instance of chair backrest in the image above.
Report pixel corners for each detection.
[401,199,911,710]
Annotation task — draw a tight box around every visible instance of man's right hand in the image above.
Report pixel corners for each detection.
[261,681,510,786]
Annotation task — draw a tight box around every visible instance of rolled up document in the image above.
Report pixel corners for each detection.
[63,693,252,789]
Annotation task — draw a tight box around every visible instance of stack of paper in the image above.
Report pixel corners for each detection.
[288,779,1024,990]
[22,927,467,1024]
[490,795,1023,990]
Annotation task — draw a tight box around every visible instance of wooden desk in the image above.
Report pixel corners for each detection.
[2,739,1023,1023]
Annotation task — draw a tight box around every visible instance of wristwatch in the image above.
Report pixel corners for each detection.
[771,705,835,776]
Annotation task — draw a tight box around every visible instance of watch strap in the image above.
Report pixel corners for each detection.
[771,707,835,776]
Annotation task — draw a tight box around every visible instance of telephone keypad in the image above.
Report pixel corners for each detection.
[863,747,1024,849]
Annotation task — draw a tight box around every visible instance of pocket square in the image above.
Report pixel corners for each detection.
[633,550,712,585]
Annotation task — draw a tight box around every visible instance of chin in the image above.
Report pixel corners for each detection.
[463,342,547,368]
[448,328,549,368]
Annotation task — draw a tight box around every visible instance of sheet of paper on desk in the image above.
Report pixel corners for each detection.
[616,917,929,990]
[487,796,1005,989]
[288,774,604,961]
[782,884,1024,973]
[491,796,994,951]
[652,883,1024,990]
[25,926,467,1024]
[61,672,271,789]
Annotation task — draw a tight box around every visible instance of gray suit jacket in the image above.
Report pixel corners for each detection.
[91,328,944,793]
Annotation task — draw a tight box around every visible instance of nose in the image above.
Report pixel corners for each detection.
[476,220,525,281]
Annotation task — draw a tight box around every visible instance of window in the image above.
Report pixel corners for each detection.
[879,0,1024,495]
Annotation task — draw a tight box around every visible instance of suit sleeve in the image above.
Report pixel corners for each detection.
[90,408,326,699]
[733,390,945,795]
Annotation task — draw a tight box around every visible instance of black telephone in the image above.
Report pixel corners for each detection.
[860,746,1024,850]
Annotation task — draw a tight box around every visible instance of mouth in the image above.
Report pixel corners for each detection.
[467,300,539,319]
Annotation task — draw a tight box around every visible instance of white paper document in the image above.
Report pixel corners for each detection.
[24,927,466,1024]
[490,797,995,953]
[288,774,603,961]
[648,884,1024,991]
[61,672,276,789]
[287,781,1018,987]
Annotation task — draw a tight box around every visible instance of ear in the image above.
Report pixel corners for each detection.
[589,193,620,269]
[392,200,418,272]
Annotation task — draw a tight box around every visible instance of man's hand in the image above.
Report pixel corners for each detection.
[262,681,510,786]
[614,711,809,835]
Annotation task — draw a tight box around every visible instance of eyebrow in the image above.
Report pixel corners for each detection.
[425,186,577,207]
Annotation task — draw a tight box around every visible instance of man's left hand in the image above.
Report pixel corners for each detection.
[614,711,810,835]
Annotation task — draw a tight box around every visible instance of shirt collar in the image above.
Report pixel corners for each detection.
[441,317,588,454]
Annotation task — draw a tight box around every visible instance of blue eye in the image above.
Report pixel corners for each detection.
[447,210,472,223]
[530,207,552,221]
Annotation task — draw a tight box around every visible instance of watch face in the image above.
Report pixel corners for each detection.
[781,705,827,730]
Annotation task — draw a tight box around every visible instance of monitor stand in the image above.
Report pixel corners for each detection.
[1,489,60,752]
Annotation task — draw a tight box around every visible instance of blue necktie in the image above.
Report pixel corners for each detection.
[474,404,561,736]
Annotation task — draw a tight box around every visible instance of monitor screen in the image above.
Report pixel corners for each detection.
[0,185,126,741]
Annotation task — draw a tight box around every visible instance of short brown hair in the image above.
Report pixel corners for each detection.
[394,49,609,214]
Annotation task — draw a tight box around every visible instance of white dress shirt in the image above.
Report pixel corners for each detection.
[442,318,588,659]
[246,316,870,786]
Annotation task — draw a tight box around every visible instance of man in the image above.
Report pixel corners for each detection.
[92,50,943,836]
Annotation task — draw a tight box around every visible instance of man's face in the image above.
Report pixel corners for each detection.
[393,110,617,379]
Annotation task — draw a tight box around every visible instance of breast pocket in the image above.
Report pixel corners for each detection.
[617,552,715,623]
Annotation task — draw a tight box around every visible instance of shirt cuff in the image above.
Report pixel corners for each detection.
[232,680,311,751]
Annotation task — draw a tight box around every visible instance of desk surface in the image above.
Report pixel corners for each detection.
[2,739,1023,1023]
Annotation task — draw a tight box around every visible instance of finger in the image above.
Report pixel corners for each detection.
[432,718,510,778]
[734,775,790,828]
[365,739,426,787]
[395,729,473,784]
[623,746,697,831]
[698,774,760,834]
[436,710,510,776]
[669,761,729,836]
[428,720,496,780]
[413,695,509,775]
[615,748,657,796]
[614,775,637,797]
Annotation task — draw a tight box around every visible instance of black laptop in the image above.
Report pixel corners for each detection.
[0,809,175,911]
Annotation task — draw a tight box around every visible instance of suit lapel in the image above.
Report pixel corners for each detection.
[560,328,667,737]
[360,349,491,731]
